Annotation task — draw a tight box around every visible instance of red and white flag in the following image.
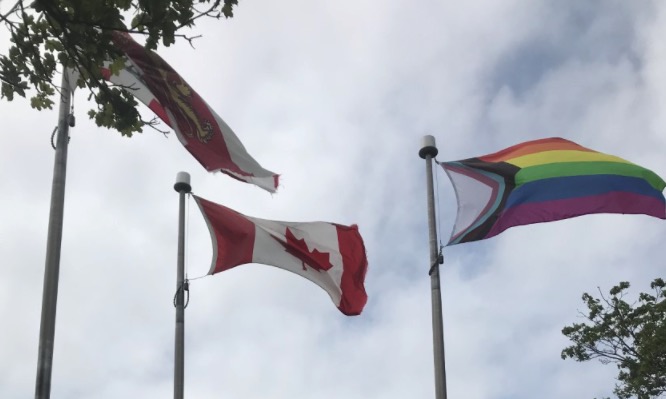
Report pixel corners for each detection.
[194,196,369,316]
[102,32,279,193]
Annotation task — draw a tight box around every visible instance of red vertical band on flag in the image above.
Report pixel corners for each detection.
[194,196,255,274]
[335,224,368,316]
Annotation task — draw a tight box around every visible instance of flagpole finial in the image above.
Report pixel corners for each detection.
[419,135,438,159]
[174,171,192,193]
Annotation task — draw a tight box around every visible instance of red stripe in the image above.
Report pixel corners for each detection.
[335,224,369,316]
[486,191,666,239]
[195,196,255,274]
[478,137,595,163]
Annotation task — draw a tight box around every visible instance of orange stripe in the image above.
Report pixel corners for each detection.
[478,137,596,163]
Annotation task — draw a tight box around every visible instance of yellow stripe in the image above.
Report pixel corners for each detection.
[507,150,633,168]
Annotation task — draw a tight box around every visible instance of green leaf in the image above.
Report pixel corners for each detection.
[1,0,240,136]
[562,278,666,399]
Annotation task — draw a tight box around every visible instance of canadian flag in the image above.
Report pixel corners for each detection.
[194,196,369,316]
[102,32,279,193]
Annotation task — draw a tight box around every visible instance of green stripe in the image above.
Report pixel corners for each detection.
[516,161,666,191]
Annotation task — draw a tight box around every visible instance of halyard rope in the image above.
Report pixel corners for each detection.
[430,159,445,275]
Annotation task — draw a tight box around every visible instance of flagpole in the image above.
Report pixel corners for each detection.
[174,172,191,399]
[419,135,448,399]
[34,71,74,399]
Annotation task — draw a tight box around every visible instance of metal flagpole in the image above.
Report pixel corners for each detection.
[419,135,448,399]
[173,172,191,399]
[35,71,74,399]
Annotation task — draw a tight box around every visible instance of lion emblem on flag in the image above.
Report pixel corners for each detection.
[157,67,215,144]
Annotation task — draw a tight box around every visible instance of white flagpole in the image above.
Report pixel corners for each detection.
[173,172,191,399]
[35,70,74,399]
[419,135,448,399]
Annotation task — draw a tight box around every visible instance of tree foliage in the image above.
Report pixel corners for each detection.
[562,279,666,399]
[0,0,238,136]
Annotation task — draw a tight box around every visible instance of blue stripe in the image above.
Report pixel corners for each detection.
[506,174,665,209]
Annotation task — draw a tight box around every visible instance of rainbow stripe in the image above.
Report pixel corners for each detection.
[442,137,666,245]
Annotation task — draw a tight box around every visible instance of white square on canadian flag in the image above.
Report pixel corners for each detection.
[250,218,345,306]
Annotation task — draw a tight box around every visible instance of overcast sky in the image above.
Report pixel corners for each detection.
[1,1,665,398]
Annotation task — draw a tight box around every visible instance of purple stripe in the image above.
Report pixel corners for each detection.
[486,192,666,239]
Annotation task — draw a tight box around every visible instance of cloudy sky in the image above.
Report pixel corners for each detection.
[1,0,665,398]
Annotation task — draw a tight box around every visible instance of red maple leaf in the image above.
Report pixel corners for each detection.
[272,228,333,272]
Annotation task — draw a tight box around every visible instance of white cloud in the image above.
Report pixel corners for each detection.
[1,0,664,398]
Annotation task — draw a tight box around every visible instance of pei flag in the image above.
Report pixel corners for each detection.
[102,32,279,193]
[194,196,369,316]
[442,137,666,245]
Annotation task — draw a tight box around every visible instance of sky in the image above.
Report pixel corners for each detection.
[1,1,665,398]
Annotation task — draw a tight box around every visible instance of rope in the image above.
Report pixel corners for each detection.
[50,127,57,150]
[428,158,445,276]
[173,280,190,309]
[428,259,438,276]
[184,280,189,308]
[184,192,210,282]
[185,193,191,280]
[428,246,445,276]
[434,158,444,249]
[50,115,75,151]
[174,193,193,309]
[173,284,179,307]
